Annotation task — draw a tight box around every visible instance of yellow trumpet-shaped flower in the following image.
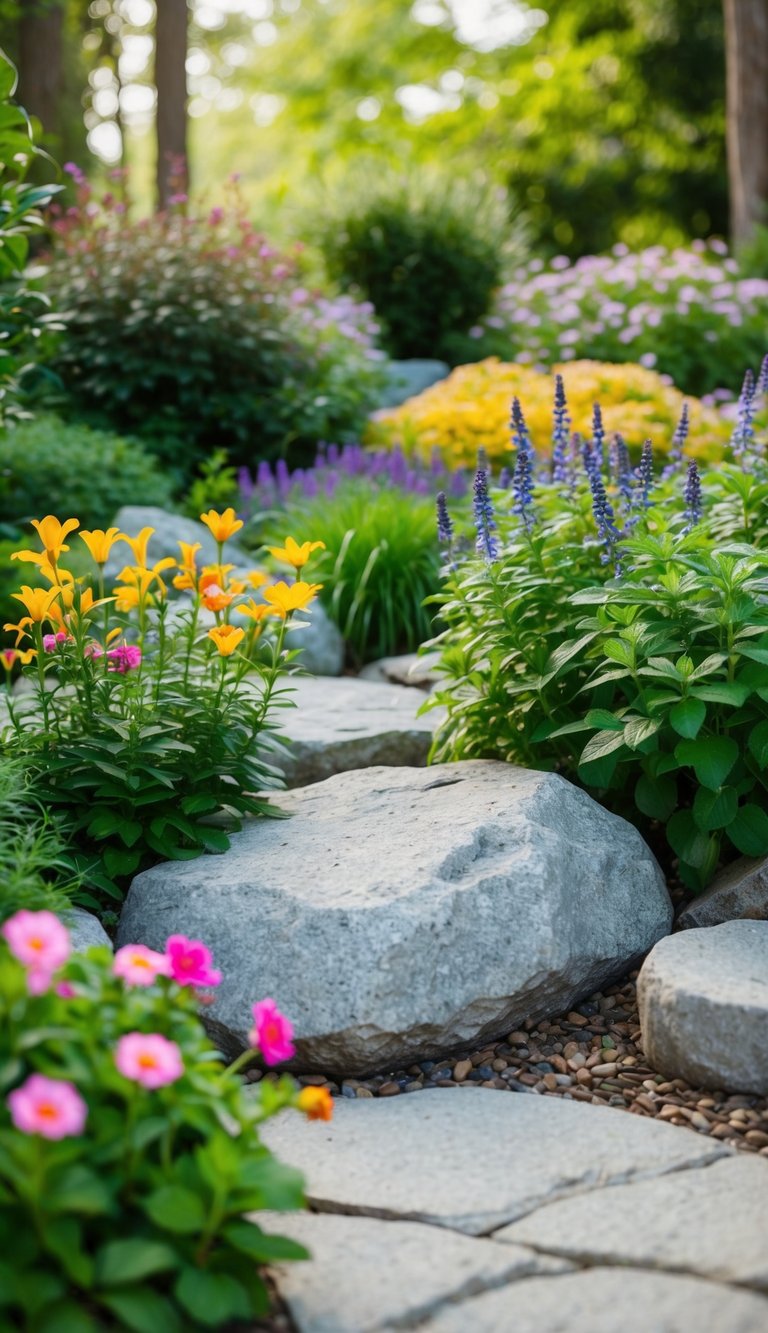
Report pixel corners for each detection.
[173,542,202,591]
[208,624,245,656]
[245,570,268,590]
[119,527,155,569]
[199,564,234,592]
[115,558,177,606]
[200,508,243,544]
[10,552,76,588]
[29,516,80,563]
[114,585,140,613]
[79,527,121,566]
[238,598,271,624]
[262,580,322,618]
[267,537,325,571]
[11,586,61,623]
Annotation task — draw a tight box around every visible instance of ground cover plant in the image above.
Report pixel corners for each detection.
[428,359,768,891]
[36,176,384,476]
[1,510,324,908]
[0,756,76,923]
[373,358,727,472]
[469,244,768,398]
[238,445,469,664]
[0,910,332,1331]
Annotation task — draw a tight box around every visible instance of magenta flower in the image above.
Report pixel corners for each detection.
[43,631,69,652]
[114,1033,184,1089]
[2,910,71,983]
[106,644,142,673]
[165,935,222,989]
[249,998,295,1066]
[7,1074,88,1140]
[56,981,77,999]
[114,944,171,987]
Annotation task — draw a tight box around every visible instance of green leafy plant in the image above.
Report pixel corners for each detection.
[0,756,76,923]
[0,915,324,1331]
[428,365,768,889]
[3,512,325,907]
[182,450,239,521]
[0,415,173,529]
[318,171,518,362]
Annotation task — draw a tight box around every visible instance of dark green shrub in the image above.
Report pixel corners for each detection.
[0,414,173,528]
[318,174,516,363]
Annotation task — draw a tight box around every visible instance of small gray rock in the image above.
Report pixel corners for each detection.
[637,921,768,1095]
[65,906,112,954]
[118,761,671,1074]
[358,651,442,690]
[678,855,768,929]
[377,359,450,409]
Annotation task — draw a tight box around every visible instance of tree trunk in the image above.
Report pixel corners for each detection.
[18,0,64,139]
[155,0,189,210]
[723,0,768,244]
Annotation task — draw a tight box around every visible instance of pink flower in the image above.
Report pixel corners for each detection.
[7,1074,88,1140]
[56,981,77,998]
[2,910,71,975]
[43,631,69,652]
[165,935,222,989]
[106,644,142,673]
[114,944,171,987]
[114,1033,184,1089]
[249,998,295,1066]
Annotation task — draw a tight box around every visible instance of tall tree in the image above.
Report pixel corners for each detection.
[155,0,188,209]
[723,0,768,244]
[17,0,63,140]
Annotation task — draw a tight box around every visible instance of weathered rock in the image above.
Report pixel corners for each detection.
[65,906,113,953]
[263,1212,571,1333]
[118,762,672,1074]
[358,651,442,690]
[281,607,344,678]
[637,921,768,1095]
[105,505,250,582]
[377,359,450,409]
[261,1090,727,1235]
[678,856,768,929]
[425,1269,768,1333]
[264,677,438,786]
[496,1156,768,1289]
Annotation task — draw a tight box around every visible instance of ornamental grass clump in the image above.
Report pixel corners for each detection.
[427,359,768,891]
[0,909,330,1331]
[1,510,323,906]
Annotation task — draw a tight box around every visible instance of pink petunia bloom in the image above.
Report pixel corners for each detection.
[7,1074,88,1140]
[106,644,142,674]
[27,968,56,996]
[114,1032,184,1089]
[249,998,295,1066]
[2,910,71,975]
[43,632,70,652]
[56,981,77,998]
[113,944,171,987]
[165,935,222,989]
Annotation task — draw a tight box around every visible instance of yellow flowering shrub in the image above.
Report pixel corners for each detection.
[371,358,729,468]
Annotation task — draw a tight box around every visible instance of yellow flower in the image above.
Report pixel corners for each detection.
[11,586,60,623]
[119,527,155,569]
[296,1086,333,1121]
[238,598,271,625]
[114,558,176,608]
[0,649,17,671]
[245,570,268,590]
[79,527,121,566]
[178,540,202,569]
[29,516,80,563]
[200,508,244,544]
[262,580,322,618]
[208,624,245,656]
[114,585,140,613]
[267,537,325,571]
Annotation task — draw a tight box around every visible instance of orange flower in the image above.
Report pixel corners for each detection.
[201,584,233,613]
[296,1087,333,1121]
[208,624,245,656]
[262,580,322,618]
[268,537,325,572]
[200,508,243,544]
[79,527,121,566]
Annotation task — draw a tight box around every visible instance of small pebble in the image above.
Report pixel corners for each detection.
[453,1059,473,1082]
[379,1082,401,1097]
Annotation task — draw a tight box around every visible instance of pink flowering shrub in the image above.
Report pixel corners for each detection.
[472,242,768,398]
[0,911,323,1330]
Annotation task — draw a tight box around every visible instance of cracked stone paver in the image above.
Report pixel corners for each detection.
[262,1087,729,1235]
[495,1155,768,1290]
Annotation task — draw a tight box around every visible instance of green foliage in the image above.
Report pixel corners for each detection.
[0,414,173,528]
[255,482,441,665]
[0,937,308,1331]
[0,48,62,424]
[428,388,768,890]
[182,451,239,522]
[318,173,515,362]
[0,757,76,922]
[37,187,384,476]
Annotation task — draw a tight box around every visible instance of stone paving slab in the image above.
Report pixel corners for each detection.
[261,1213,572,1333]
[261,676,439,786]
[495,1155,768,1290]
[358,651,442,690]
[424,1268,768,1333]
[262,1089,728,1235]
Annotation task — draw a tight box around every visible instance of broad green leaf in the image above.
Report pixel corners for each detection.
[99,1289,181,1333]
[674,736,739,790]
[36,1302,99,1333]
[96,1238,179,1286]
[669,697,705,739]
[666,810,715,871]
[623,716,660,750]
[580,729,627,765]
[727,804,768,857]
[222,1220,310,1263]
[747,720,768,769]
[142,1186,206,1234]
[635,773,677,821]
[737,646,768,665]
[691,682,750,707]
[175,1269,251,1327]
[692,786,738,832]
[42,1219,93,1288]
[47,1164,113,1216]
[584,708,624,731]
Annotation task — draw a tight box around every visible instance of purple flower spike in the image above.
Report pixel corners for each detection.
[663,402,689,479]
[731,369,756,471]
[512,448,536,533]
[275,457,291,498]
[683,459,702,532]
[551,373,571,486]
[588,469,622,576]
[610,433,633,511]
[237,467,254,503]
[510,397,533,461]
[633,440,654,511]
[473,468,498,562]
[437,490,454,547]
[498,465,511,490]
[591,402,605,467]
[757,355,768,395]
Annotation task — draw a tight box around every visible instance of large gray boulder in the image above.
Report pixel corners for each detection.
[678,855,768,929]
[637,921,768,1095]
[118,761,671,1074]
[65,906,112,954]
[105,505,250,582]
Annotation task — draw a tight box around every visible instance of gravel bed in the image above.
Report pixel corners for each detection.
[247,972,768,1158]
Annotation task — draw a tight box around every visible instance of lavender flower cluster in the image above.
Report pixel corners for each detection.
[239,442,469,513]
